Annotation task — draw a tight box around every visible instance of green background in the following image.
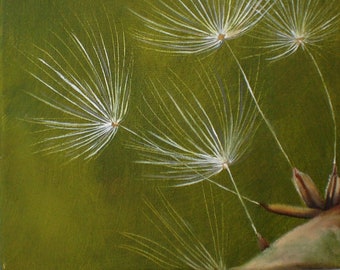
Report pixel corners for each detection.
[2,0,340,269]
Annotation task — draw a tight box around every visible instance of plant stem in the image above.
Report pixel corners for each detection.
[207,179,260,206]
[226,43,293,168]
[306,49,337,166]
[224,166,260,239]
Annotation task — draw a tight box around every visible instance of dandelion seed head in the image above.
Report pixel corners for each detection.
[257,0,340,60]
[29,15,133,160]
[132,0,271,54]
[217,33,226,41]
[294,35,305,46]
[131,69,259,186]
[111,121,120,128]
[222,161,229,170]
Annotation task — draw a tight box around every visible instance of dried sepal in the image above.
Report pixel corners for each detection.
[260,203,322,219]
[293,168,325,209]
[262,167,340,219]
[325,165,340,209]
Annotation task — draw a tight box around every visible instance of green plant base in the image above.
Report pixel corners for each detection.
[234,205,340,270]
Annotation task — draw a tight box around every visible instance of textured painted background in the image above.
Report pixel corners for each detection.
[2,0,340,269]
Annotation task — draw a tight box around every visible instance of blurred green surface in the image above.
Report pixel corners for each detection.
[2,0,340,269]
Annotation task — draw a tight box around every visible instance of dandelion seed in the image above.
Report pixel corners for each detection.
[130,69,265,244]
[133,70,258,186]
[258,0,339,60]
[258,0,339,165]
[121,185,228,270]
[28,16,133,160]
[132,0,294,168]
[131,0,271,54]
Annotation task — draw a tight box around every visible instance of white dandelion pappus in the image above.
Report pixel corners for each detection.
[132,0,294,169]
[29,16,133,160]
[130,69,267,244]
[121,185,228,270]
[258,0,339,165]
[259,0,339,60]
[133,70,258,186]
[132,0,271,54]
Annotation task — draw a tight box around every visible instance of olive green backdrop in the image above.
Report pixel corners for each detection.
[2,0,340,269]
